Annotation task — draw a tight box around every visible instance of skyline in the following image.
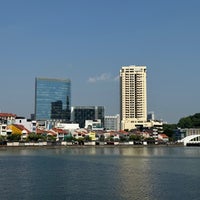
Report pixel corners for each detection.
[1,0,200,123]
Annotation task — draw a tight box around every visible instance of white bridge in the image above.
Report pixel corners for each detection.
[180,134,200,146]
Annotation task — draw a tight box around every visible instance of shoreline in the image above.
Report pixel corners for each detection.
[0,143,184,149]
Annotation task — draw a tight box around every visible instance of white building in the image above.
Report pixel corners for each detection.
[0,124,7,136]
[158,134,169,142]
[85,119,103,131]
[0,113,16,125]
[104,114,120,131]
[55,122,79,132]
[14,117,37,133]
[181,128,200,137]
[120,65,147,130]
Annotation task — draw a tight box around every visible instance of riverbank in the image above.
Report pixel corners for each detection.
[0,141,184,148]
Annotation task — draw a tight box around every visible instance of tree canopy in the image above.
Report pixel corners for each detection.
[163,113,200,138]
[177,113,200,128]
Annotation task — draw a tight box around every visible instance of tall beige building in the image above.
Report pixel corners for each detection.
[120,65,147,130]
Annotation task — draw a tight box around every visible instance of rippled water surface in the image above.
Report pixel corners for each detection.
[0,146,200,200]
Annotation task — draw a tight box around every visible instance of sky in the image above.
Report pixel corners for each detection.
[0,0,200,124]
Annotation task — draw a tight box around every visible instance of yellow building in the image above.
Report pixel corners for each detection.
[88,132,96,141]
[8,124,30,138]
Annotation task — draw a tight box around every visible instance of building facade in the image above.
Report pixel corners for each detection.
[0,113,16,125]
[71,106,104,128]
[104,114,120,131]
[35,77,71,121]
[85,119,104,131]
[120,65,147,130]
[14,117,37,133]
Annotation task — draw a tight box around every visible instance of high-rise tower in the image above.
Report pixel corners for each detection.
[35,77,71,122]
[120,65,147,130]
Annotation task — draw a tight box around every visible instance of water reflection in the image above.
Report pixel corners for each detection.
[0,146,200,200]
[0,146,187,157]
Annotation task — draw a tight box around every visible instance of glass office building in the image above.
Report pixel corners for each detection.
[35,77,71,121]
[71,106,105,128]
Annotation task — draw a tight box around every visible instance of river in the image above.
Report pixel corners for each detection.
[0,146,199,200]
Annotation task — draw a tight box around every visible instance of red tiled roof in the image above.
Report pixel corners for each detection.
[36,128,48,134]
[159,134,168,138]
[0,113,17,117]
[52,128,68,134]
[47,130,57,136]
[36,129,57,136]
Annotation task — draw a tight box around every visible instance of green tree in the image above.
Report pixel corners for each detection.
[191,113,200,127]
[7,133,21,142]
[27,133,39,142]
[178,117,193,128]
[0,135,6,141]
[64,134,74,142]
[163,124,177,138]
[84,135,92,142]
[177,113,200,128]
[99,135,105,142]
[129,134,142,141]
[77,137,84,145]
[38,134,47,141]
[119,134,129,142]
[144,137,155,143]
[47,135,56,141]
[105,136,114,142]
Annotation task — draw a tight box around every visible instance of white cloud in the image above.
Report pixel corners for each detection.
[87,73,119,83]
[114,75,119,81]
[88,73,110,83]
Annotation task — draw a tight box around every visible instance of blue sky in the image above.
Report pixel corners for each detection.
[0,0,200,123]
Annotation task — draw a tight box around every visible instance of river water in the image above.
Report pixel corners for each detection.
[0,146,200,200]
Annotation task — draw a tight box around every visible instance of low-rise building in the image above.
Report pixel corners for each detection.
[15,117,36,133]
[104,114,120,131]
[0,113,16,124]
[158,134,169,143]
[174,128,200,141]
[7,124,31,140]
[85,119,104,131]
[55,122,79,133]
[52,128,69,141]
[0,124,8,136]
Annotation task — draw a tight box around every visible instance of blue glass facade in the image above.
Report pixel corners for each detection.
[35,78,71,121]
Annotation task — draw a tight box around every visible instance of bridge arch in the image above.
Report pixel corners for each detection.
[181,134,200,146]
